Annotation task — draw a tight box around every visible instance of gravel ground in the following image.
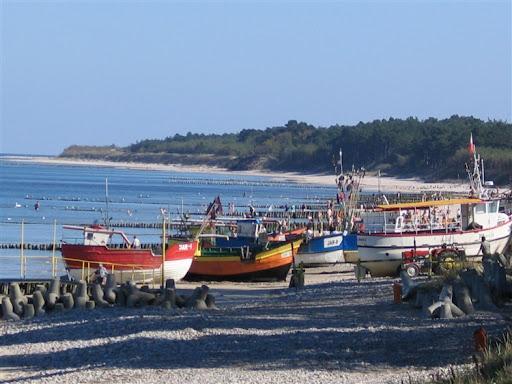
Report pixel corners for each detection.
[1,267,511,384]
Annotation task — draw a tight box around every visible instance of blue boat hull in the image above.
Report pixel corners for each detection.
[296,233,358,266]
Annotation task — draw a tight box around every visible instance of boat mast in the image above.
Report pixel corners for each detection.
[465,134,486,198]
[104,177,110,228]
[335,149,365,232]
[338,148,343,176]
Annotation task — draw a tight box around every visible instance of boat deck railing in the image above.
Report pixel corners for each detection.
[0,253,165,285]
[363,220,464,235]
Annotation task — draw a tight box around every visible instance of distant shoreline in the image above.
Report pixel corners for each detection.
[1,155,470,193]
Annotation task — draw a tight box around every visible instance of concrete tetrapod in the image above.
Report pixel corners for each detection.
[439,284,453,301]
[461,269,497,310]
[205,294,219,310]
[2,296,20,321]
[400,270,418,300]
[175,294,187,308]
[61,293,74,309]
[103,274,117,304]
[73,281,89,309]
[439,298,453,319]
[91,284,110,308]
[427,285,465,319]
[453,281,475,314]
[45,278,60,309]
[35,285,47,295]
[9,283,28,316]
[32,290,46,316]
[126,284,155,307]
[185,285,209,310]
[161,288,176,309]
[115,286,127,306]
[412,288,436,316]
[22,303,35,320]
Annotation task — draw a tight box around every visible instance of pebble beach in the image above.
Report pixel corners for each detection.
[1,267,510,384]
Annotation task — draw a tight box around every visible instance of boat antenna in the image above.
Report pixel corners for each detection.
[338,148,343,176]
[481,157,485,186]
[104,177,110,228]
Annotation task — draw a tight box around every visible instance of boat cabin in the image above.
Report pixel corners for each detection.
[63,225,132,247]
[359,198,505,234]
[212,219,269,248]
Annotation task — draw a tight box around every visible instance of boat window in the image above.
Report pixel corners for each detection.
[86,233,94,240]
[488,201,498,213]
[475,204,486,214]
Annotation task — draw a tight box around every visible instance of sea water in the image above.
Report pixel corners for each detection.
[0,157,336,278]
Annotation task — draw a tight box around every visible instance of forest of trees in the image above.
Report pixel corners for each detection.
[61,116,512,184]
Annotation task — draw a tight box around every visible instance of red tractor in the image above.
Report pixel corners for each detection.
[401,245,466,277]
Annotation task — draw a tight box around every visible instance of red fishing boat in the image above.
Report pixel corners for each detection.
[61,225,197,283]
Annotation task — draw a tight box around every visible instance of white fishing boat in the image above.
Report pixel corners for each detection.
[352,135,512,277]
[355,198,511,276]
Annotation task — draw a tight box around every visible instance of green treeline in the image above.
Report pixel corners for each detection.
[61,115,512,183]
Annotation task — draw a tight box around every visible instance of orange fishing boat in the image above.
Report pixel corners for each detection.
[185,219,303,281]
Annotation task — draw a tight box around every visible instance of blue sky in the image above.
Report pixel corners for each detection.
[1,0,510,155]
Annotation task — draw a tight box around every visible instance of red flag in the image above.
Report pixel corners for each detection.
[468,133,475,154]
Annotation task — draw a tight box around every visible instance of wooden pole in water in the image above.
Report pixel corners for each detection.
[20,220,25,278]
[161,216,166,288]
[52,219,57,278]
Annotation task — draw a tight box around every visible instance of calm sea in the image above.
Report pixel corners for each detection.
[0,157,336,279]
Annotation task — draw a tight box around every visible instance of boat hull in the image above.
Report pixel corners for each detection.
[62,241,197,283]
[295,249,343,266]
[185,239,303,282]
[295,233,358,267]
[356,220,512,277]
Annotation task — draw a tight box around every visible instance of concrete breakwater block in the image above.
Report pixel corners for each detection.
[32,290,46,316]
[185,285,209,309]
[2,296,20,321]
[35,285,47,295]
[175,294,186,308]
[400,270,418,300]
[1,278,220,321]
[205,294,219,310]
[9,283,28,316]
[115,286,127,306]
[454,281,474,314]
[92,284,110,308]
[22,303,35,320]
[45,279,60,309]
[61,293,74,309]
[74,281,89,309]
[103,274,117,304]
[126,284,155,307]
[156,288,176,308]
[402,265,511,320]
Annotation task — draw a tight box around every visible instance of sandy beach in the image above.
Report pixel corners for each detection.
[0,267,510,384]
[1,155,470,193]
